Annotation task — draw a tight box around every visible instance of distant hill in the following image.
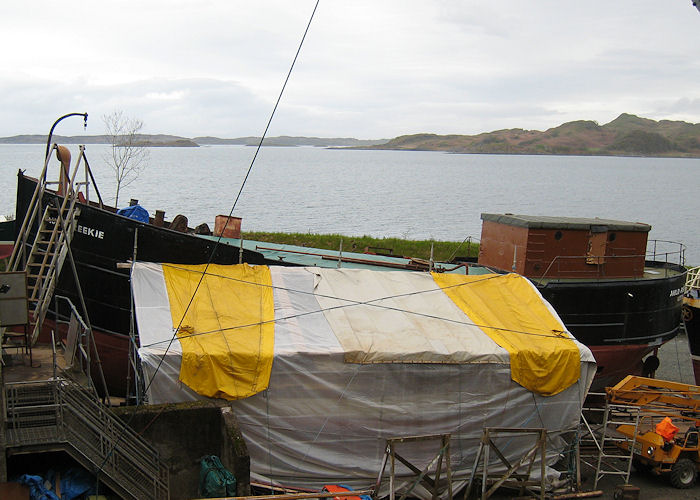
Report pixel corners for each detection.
[0,134,197,147]
[3,115,700,156]
[0,134,112,144]
[365,114,700,157]
[0,134,385,148]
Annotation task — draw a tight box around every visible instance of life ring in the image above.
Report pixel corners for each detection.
[683,305,694,323]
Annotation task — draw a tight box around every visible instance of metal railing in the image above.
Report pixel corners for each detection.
[5,376,169,499]
[646,239,686,267]
[533,239,686,282]
[52,295,112,401]
[686,266,700,293]
[7,148,57,272]
[3,144,112,399]
[7,145,88,345]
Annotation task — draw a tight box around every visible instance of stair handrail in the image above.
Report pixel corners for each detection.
[56,375,169,499]
[11,111,87,269]
[52,294,99,398]
[687,266,700,293]
[5,376,169,499]
[7,145,56,271]
[26,203,66,303]
[31,147,85,309]
[28,147,85,345]
[21,147,113,400]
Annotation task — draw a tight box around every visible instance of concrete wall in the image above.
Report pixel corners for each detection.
[0,365,6,483]
[114,401,250,500]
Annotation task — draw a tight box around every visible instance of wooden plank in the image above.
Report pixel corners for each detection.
[200,489,374,500]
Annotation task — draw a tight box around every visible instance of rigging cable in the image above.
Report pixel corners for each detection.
[143,0,321,397]
[96,0,322,479]
[447,235,477,263]
[134,265,579,464]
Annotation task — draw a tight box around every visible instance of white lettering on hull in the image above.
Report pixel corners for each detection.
[77,224,105,240]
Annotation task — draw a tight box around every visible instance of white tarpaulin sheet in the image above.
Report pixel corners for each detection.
[309,268,507,364]
[134,263,595,496]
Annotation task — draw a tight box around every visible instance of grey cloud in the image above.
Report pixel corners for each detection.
[1,1,700,139]
[654,97,700,117]
[0,78,272,138]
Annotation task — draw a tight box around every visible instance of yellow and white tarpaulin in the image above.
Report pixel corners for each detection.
[135,263,592,399]
[166,263,274,399]
[134,263,595,496]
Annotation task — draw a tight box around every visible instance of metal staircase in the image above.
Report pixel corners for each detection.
[4,374,169,499]
[6,144,84,345]
[1,131,169,498]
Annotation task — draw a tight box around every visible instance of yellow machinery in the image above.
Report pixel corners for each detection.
[607,375,700,489]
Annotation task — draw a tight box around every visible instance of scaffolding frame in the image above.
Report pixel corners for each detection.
[374,434,452,500]
[464,427,547,500]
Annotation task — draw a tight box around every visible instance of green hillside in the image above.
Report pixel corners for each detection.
[367,114,700,157]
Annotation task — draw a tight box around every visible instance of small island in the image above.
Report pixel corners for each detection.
[134,139,199,147]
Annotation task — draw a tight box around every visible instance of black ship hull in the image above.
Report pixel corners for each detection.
[15,171,272,396]
[533,261,686,390]
[683,292,700,384]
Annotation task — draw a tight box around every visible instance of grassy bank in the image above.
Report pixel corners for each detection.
[241,231,479,262]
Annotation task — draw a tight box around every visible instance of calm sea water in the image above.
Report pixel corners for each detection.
[2,144,699,264]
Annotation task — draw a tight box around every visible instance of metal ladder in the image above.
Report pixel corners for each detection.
[4,375,169,499]
[577,394,640,489]
[5,145,85,345]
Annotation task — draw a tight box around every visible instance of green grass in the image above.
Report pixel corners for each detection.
[241,231,479,262]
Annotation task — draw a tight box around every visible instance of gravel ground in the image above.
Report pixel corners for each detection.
[655,330,695,385]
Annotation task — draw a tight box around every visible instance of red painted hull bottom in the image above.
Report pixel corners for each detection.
[683,301,700,385]
[37,325,658,399]
[693,360,700,386]
[37,319,131,398]
[587,344,659,393]
[28,316,665,397]
[0,242,12,260]
[34,320,660,398]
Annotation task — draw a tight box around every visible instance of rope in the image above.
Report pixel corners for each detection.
[143,0,320,397]
[95,0,322,480]
[447,235,476,263]
[139,269,570,349]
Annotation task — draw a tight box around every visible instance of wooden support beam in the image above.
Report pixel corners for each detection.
[199,489,374,500]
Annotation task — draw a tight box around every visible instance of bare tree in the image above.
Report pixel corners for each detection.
[102,110,149,207]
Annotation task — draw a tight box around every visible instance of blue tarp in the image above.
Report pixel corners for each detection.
[17,467,95,500]
[117,204,150,223]
[17,474,59,500]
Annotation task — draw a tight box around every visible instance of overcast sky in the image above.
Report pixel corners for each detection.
[1,1,699,139]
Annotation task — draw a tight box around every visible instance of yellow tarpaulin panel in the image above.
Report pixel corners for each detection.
[432,272,580,396]
[162,263,274,400]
